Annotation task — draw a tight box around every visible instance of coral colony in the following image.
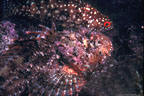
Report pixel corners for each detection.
[0,0,113,96]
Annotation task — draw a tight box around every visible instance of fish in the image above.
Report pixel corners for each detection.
[0,0,114,96]
[2,0,113,31]
[0,22,113,96]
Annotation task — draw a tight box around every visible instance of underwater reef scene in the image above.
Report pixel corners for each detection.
[0,0,143,96]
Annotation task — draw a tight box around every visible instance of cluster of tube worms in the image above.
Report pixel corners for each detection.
[0,0,114,96]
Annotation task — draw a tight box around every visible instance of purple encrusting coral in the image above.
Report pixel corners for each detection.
[0,21,18,53]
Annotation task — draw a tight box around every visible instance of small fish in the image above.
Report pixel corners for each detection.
[2,0,113,31]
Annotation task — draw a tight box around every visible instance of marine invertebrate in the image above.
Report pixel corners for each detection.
[0,21,18,54]
[0,0,114,96]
